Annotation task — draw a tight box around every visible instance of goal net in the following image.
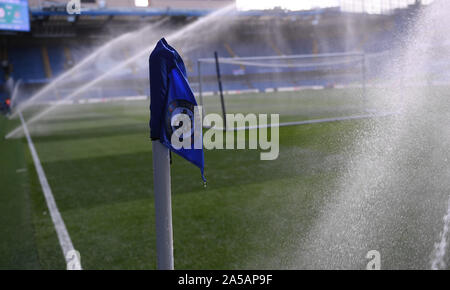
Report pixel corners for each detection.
[196,52,372,127]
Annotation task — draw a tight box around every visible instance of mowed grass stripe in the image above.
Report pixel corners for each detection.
[32,127,350,213]
[34,133,151,163]
[0,118,40,269]
[56,173,335,269]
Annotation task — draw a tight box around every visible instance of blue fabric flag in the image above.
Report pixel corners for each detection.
[149,38,205,182]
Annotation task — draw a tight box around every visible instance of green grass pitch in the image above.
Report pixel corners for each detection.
[2,88,442,269]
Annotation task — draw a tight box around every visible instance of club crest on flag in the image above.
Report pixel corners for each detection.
[165,99,195,146]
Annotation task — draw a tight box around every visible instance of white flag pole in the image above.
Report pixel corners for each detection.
[152,140,174,270]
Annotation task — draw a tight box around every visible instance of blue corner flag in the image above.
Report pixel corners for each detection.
[149,38,205,182]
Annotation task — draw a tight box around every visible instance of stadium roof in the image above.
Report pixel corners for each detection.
[30,0,434,19]
[237,0,434,14]
[30,7,337,18]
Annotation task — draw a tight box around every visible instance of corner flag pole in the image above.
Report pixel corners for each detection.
[152,140,174,270]
[150,38,205,270]
[214,51,227,130]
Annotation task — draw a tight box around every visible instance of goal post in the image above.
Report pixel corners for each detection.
[196,52,370,126]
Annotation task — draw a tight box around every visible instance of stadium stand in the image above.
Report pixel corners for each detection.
[0,1,423,97]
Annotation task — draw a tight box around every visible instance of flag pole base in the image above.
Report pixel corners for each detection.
[152,140,174,270]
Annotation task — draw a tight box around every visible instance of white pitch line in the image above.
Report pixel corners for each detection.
[205,111,399,131]
[431,197,450,270]
[19,112,82,270]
